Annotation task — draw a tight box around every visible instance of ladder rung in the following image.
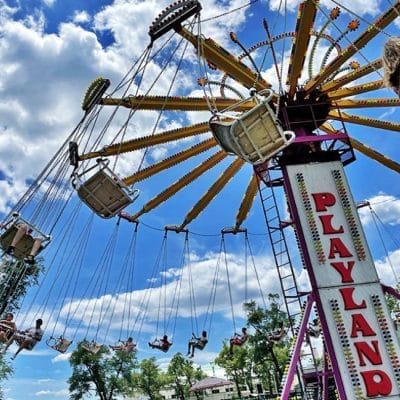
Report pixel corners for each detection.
[269,226,282,232]
[281,273,294,280]
[278,261,291,267]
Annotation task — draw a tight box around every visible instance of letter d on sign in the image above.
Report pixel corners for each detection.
[360,370,392,396]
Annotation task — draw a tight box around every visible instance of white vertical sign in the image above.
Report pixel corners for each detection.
[286,161,400,399]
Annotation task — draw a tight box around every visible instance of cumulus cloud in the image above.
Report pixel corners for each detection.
[56,248,279,339]
[267,0,381,16]
[51,352,71,363]
[42,0,56,7]
[359,193,400,226]
[375,248,400,286]
[35,389,69,397]
[72,10,91,25]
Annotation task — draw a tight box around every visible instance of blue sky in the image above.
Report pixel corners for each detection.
[0,0,400,399]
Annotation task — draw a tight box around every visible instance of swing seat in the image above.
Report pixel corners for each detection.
[72,159,139,219]
[209,90,295,164]
[0,225,34,260]
[81,340,102,354]
[0,217,50,261]
[46,337,72,353]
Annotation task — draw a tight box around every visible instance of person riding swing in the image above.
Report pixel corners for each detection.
[148,334,172,353]
[3,318,44,360]
[187,330,208,358]
[0,313,17,343]
[229,327,248,353]
[110,337,137,353]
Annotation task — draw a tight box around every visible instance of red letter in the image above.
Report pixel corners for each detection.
[354,340,382,366]
[330,261,355,283]
[318,215,344,234]
[328,238,353,259]
[312,192,336,212]
[339,287,366,310]
[360,370,392,396]
[350,314,376,337]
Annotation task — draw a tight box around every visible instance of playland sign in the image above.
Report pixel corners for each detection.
[287,161,400,399]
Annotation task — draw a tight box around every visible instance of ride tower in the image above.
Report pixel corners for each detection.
[255,92,400,399]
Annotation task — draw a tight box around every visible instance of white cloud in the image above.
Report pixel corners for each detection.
[72,10,91,25]
[35,389,69,397]
[359,193,400,226]
[320,0,381,17]
[42,0,56,7]
[37,379,55,384]
[375,248,400,286]
[267,0,381,16]
[51,352,71,363]
[57,248,279,336]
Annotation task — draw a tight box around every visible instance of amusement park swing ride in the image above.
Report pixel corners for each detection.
[1,0,400,398]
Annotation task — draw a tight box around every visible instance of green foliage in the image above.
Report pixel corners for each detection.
[165,353,206,400]
[0,257,43,397]
[0,357,13,400]
[215,295,290,396]
[244,295,290,392]
[215,343,250,398]
[385,283,400,314]
[0,258,43,316]
[68,341,137,400]
[130,357,165,400]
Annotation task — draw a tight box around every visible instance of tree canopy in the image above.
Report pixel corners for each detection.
[68,341,137,400]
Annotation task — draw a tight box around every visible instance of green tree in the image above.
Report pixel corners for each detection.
[68,341,137,400]
[130,357,165,400]
[0,357,13,400]
[166,353,206,400]
[385,283,400,314]
[215,343,250,398]
[0,258,43,315]
[0,257,42,398]
[244,295,290,393]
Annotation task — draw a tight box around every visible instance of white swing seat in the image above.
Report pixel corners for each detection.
[209,90,295,164]
[47,337,72,353]
[73,159,139,219]
[81,340,102,354]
